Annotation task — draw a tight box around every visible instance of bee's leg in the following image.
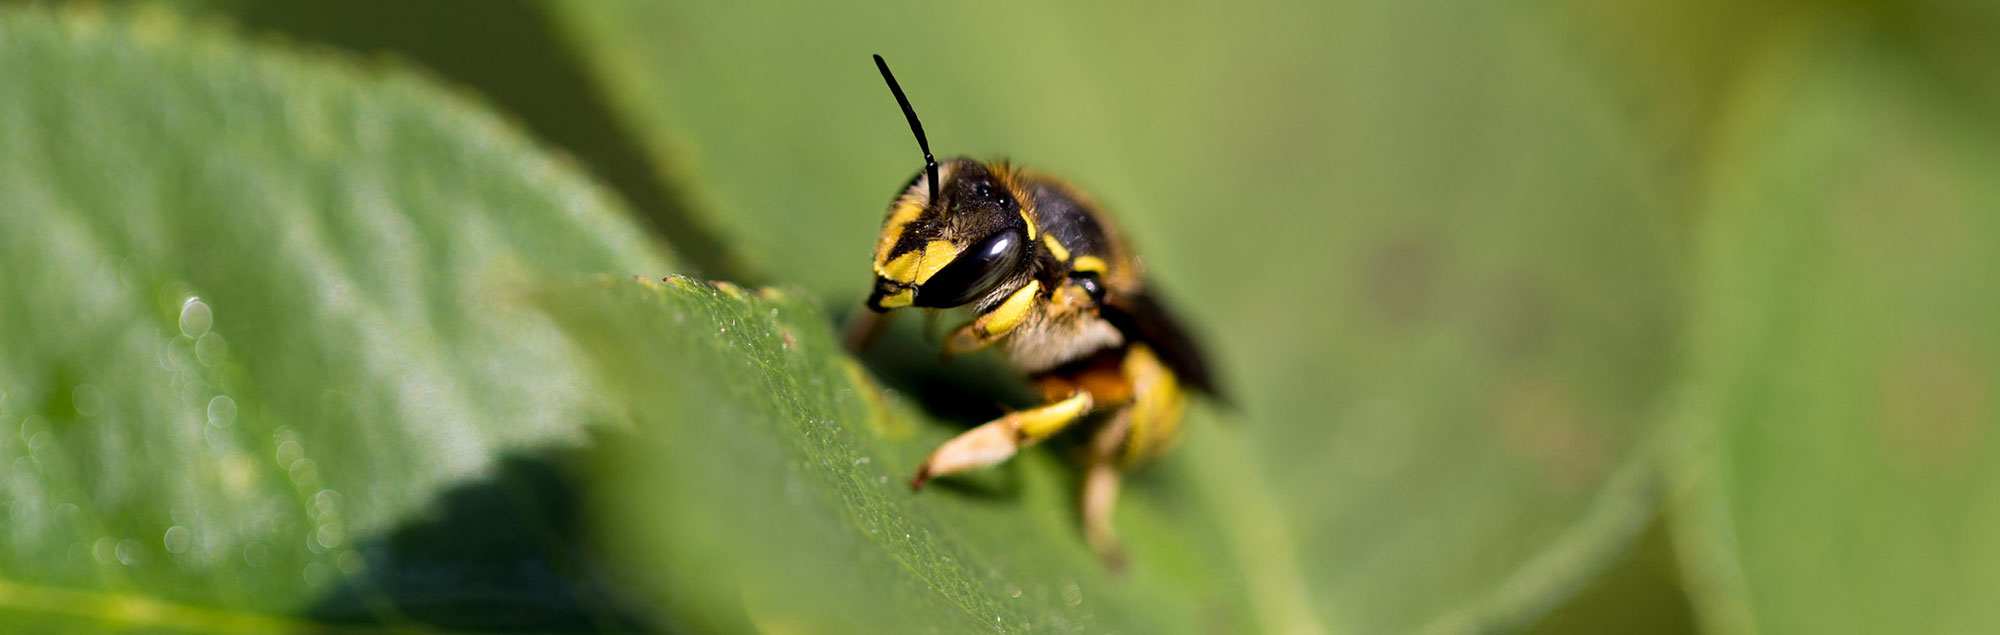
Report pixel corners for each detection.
[1080,345,1186,569]
[910,389,1092,489]
[1113,345,1188,463]
[942,281,1043,355]
[1081,407,1134,570]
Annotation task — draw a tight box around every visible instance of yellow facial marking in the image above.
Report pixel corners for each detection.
[1041,234,1071,262]
[876,249,921,283]
[981,280,1042,337]
[1019,208,1038,240]
[1072,255,1107,275]
[876,288,913,309]
[913,240,962,285]
[875,199,927,261]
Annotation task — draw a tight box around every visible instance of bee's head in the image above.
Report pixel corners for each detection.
[865,56,1035,313]
[866,159,1034,312]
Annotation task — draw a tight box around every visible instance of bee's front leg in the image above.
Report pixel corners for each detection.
[942,281,1042,355]
[909,390,1092,490]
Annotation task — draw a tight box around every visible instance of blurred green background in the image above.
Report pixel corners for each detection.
[0,0,1994,632]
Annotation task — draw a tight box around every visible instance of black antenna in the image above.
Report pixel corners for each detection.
[874,54,940,203]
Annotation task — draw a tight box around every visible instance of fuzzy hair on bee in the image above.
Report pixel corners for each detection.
[855,55,1223,568]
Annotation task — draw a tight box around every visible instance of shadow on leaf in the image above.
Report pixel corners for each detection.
[306,446,664,633]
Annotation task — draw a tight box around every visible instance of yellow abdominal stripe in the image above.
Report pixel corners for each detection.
[1041,234,1070,262]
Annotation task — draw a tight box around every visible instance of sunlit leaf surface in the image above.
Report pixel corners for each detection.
[546,277,1285,633]
[0,9,668,630]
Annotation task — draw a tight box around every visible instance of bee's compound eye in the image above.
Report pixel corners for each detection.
[914,228,1025,308]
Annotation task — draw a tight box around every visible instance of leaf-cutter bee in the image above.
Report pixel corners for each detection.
[855,55,1224,565]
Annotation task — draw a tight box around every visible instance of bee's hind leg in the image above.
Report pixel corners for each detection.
[1081,408,1134,570]
[1080,345,1186,570]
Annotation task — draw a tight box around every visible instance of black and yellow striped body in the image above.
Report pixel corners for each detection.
[861,157,1222,564]
[860,54,1218,567]
[865,159,1217,416]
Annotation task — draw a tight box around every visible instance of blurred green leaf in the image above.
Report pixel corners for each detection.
[0,7,669,630]
[1523,516,1697,635]
[552,1,1682,631]
[192,0,752,280]
[1673,25,2000,635]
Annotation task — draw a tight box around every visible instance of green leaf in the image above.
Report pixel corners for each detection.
[0,7,1285,633]
[544,277,1286,633]
[0,7,669,630]
[185,0,753,280]
[552,1,1682,631]
[1672,26,2000,635]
